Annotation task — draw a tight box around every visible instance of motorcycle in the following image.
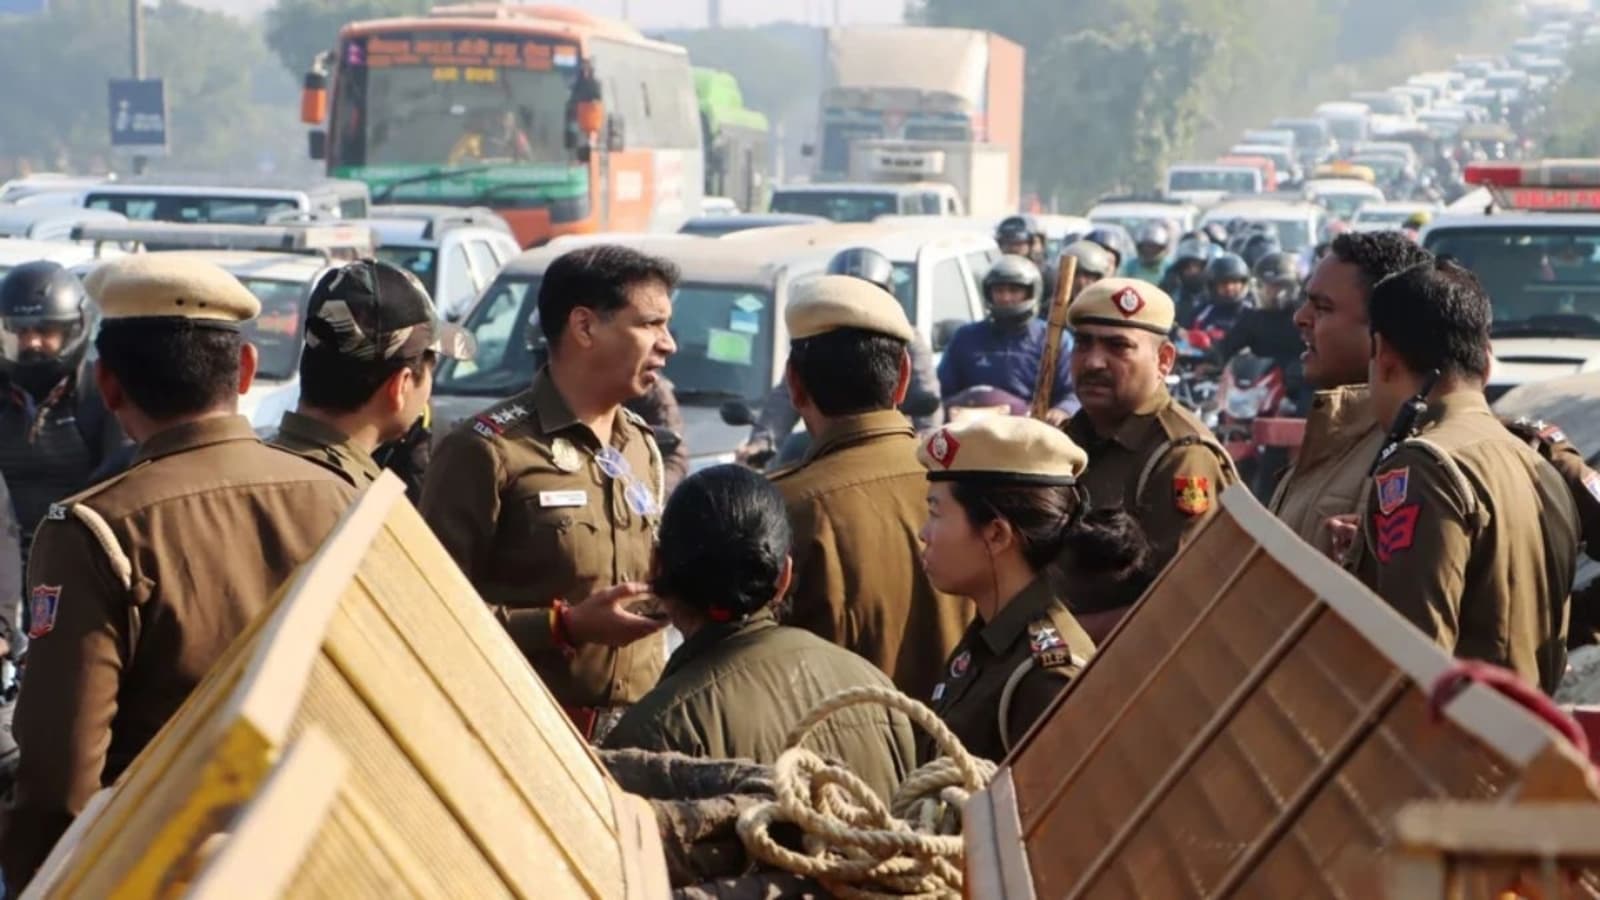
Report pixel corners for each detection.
[1170,328,1220,420]
[1213,353,1297,497]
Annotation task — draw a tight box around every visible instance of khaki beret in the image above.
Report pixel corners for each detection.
[917,415,1088,485]
[786,274,915,343]
[85,255,260,326]
[1067,277,1173,335]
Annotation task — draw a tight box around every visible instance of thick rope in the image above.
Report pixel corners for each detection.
[736,686,998,899]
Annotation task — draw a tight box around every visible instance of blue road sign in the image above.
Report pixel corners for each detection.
[108,78,168,157]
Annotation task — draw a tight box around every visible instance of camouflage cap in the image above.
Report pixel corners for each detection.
[303,259,476,365]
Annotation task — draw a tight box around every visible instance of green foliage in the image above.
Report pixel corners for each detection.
[264,0,429,79]
[663,28,820,123]
[0,0,309,175]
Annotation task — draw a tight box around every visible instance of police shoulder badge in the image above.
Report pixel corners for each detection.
[29,584,61,639]
[1375,467,1410,516]
[949,649,972,679]
[549,437,583,473]
[1373,504,1421,563]
[1173,475,1211,516]
[1111,286,1145,318]
[1028,618,1074,668]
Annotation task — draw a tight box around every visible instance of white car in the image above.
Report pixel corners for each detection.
[1303,179,1386,223]
[0,237,126,277]
[362,206,521,322]
[1199,200,1326,254]
[1349,202,1442,232]
[1089,200,1200,236]
[1163,164,1263,207]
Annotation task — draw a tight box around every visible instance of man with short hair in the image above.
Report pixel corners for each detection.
[1355,259,1578,692]
[421,244,676,740]
[273,259,475,488]
[2,256,356,888]
[1270,232,1431,559]
[1062,277,1236,639]
[771,275,970,701]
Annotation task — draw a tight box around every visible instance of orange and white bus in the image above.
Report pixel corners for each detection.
[301,4,704,247]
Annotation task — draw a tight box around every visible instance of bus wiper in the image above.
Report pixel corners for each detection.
[373,164,504,203]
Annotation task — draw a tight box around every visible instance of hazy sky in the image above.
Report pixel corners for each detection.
[192,0,908,26]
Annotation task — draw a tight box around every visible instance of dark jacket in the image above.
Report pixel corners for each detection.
[937,318,1073,412]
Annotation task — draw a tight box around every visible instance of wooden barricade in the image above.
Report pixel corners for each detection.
[1388,800,1600,898]
[965,485,1600,899]
[23,473,668,899]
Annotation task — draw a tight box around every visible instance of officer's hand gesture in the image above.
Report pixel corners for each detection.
[566,581,667,648]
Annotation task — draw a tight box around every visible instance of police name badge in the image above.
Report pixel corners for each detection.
[550,437,583,473]
[538,490,587,509]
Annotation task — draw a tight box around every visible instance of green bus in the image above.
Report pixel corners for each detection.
[695,68,770,212]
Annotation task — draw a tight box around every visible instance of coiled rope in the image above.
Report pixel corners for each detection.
[735,686,998,899]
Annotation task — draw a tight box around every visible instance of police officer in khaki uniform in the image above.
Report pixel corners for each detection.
[1063,277,1236,640]
[1355,259,1578,693]
[917,416,1151,763]
[602,465,918,801]
[1502,417,1600,648]
[273,259,475,488]
[769,276,971,701]
[1271,232,1431,559]
[420,245,675,739]
[1,256,356,889]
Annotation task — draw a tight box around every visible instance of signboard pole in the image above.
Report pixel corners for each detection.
[130,0,147,174]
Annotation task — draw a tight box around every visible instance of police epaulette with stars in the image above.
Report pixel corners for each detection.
[471,400,532,440]
[1027,617,1075,670]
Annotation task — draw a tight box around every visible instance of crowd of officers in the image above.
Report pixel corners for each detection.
[0,226,1589,893]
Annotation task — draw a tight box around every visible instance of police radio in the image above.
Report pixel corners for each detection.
[1370,369,1440,476]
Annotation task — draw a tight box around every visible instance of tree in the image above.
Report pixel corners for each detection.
[264,0,428,79]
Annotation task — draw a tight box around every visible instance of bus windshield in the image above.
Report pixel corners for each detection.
[331,31,585,204]
[1167,169,1257,193]
[1424,226,1600,338]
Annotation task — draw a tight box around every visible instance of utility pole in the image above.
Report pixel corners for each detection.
[130,0,147,175]
[708,0,721,28]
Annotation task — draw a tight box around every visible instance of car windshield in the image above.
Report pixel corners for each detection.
[1424,226,1600,337]
[770,191,898,223]
[434,276,781,401]
[1355,208,1413,225]
[85,193,300,225]
[1353,157,1406,181]
[1325,118,1365,142]
[238,277,308,381]
[1168,169,1257,193]
[1277,122,1326,145]
[374,245,439,299]
[1316,192,1376,220]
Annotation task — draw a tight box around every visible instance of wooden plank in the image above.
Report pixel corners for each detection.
[185,729,348,900]
[1394,802,1600,856]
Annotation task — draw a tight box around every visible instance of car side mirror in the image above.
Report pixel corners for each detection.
[933,319,964,353]
[719,399,755,427]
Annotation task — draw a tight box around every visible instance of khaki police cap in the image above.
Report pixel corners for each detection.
[917,415,1088,485]
[786,274,916,343]
[85,255,261,326]
[1067,277,1173,335]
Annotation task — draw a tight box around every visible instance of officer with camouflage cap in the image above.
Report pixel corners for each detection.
[2,256,356,889]
[1062,278,1236,640]
[916,415,1151,762]
[771,275,970,701]
[273,259,476,489]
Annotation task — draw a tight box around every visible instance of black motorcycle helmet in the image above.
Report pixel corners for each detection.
[1253,251,1303,310]
[994,215,1037,256]
[1205,252,1252,304]
[827,246,896,295]
[1201,222,1230,246]
[1241,231,1282,269]
[1,260,90,396]
[981,254,1043,324]
[1085,225,1133,272]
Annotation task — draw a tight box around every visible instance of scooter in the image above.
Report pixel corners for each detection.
[1213,353,1294,497]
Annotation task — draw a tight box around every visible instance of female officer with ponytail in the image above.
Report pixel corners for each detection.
[916,416,1154,762]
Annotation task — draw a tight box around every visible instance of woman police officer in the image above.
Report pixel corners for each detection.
[916,415,1153,762]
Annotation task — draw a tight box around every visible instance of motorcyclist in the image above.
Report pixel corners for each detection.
[1239,229,1282,270]
[1202,222,1230,247]
[937,255,1075,425]
[740,247,942,468]
[1216,252,1307,372]
[0,263,127,573]
[1163,236,1214,328]
[1084,225,1134,276]
[996,215,1057,303]
[1122,222,1171,282]
[1059,239,1115,301]
[1402,210,1432,243]
[1190,252,1254,342]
